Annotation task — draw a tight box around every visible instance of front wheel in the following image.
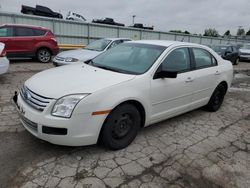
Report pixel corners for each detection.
[206,84,226,112]
[37,48,51,63]
[234,57,239,65]
[100,104,141,150]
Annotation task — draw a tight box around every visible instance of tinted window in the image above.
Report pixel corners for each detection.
[33,29,46,36]
[161,48,190,72]
[193,48,216,68]
[0,27,13,37]
[15,27,34,36]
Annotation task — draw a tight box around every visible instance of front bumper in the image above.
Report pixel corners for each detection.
[16,94,105,146]
[239,54,250,61]
[0,57,9,75]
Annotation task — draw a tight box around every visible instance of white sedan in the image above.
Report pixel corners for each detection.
[53,38,131,66]
[0,43,9,75]
[17,40,233,150]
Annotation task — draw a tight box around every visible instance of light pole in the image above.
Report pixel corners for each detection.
[132,15,136,25]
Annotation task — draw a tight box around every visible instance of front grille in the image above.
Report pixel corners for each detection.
[240,53,250,56]
[20,115,38,132]
[20,86,53,112]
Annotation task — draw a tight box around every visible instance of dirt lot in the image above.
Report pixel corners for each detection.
[0,61,250,188]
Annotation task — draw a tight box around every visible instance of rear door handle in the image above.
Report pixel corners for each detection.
[185,77,194,83]
[215,71,220,75]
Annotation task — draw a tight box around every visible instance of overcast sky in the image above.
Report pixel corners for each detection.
[0,0,250,35]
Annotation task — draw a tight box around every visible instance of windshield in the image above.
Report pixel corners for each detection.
[90,43,166,75]
[242,44,250,50]
[212,46,227,53]
[85,39,112,51]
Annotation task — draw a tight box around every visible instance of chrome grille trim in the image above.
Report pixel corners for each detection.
[20,86,53,111]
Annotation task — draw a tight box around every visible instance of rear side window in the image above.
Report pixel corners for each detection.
[33,29,46,36]
[0,27,13,37]
[15,27,34,36]
[161,48,190,72]
[193,48,217,69]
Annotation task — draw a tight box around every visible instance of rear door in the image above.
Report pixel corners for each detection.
[12,27,36,56]
[0,26,14,55]
[189,48,218,108]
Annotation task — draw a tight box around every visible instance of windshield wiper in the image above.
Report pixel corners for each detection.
[94,65,121,72]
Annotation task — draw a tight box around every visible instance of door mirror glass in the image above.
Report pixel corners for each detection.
[154,69,178,79]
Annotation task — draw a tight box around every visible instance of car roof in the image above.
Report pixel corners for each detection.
[104,38,132,41]
[0,24,49,30]
[127,40,206,48]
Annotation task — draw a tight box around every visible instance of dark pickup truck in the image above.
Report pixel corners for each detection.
[21,5,63,19]
[92,18,125,27]
[130,23,154,30]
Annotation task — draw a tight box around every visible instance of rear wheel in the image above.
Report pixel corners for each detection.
[100,104,141,150]
[37,48,51,63]
[206,84,226,112]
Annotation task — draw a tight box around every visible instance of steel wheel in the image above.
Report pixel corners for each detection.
[100,104,141,150]
[206,84,226,112]
[37,49,51,63]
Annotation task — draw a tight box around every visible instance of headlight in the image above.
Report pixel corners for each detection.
[52,94,88,118]
[65,57,79,62]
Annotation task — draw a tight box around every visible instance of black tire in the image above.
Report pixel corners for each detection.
[100,104,141,150]
[206,84,226,112]
[37,48,51,63]
[234,57,239,65]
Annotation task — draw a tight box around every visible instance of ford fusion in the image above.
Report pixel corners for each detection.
[17,40,233,150]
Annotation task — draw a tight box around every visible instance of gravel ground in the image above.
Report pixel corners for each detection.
[0,61,250,188]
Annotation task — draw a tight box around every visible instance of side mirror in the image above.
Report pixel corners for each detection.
[154,70,178,79]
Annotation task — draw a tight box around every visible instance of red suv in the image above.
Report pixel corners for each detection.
[0,24,59,63]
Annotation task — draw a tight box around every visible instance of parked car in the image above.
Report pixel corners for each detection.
[212,45,239,65]
[92,18,125,26]
[239,44,250,61]
[53,38,131,66]
[16,40,233,150]
[66,11,86,22]
[130,23,154,30]
[0,43,9,75]
[0,24,59,63]
[21,5,63,19]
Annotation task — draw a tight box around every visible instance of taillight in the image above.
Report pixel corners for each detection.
[0,49,6,57]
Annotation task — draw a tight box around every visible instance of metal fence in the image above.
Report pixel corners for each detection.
[0,11,249,46]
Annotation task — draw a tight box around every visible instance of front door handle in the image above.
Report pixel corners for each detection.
[185,77,194,83]
[215,71,220,75]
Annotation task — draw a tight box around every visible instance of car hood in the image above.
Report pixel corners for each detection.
[57,49,102,61]
[239,49,250,54]
[25,64,135,99]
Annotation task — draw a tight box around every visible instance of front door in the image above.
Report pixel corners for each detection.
[150,47,194,123]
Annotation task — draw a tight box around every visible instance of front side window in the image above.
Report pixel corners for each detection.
[193,48,216,69]
[90,43,166,75]
[161,48,190,72]
[15,27,34,36]
[85,39,112,51]
[0,27,13,37]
